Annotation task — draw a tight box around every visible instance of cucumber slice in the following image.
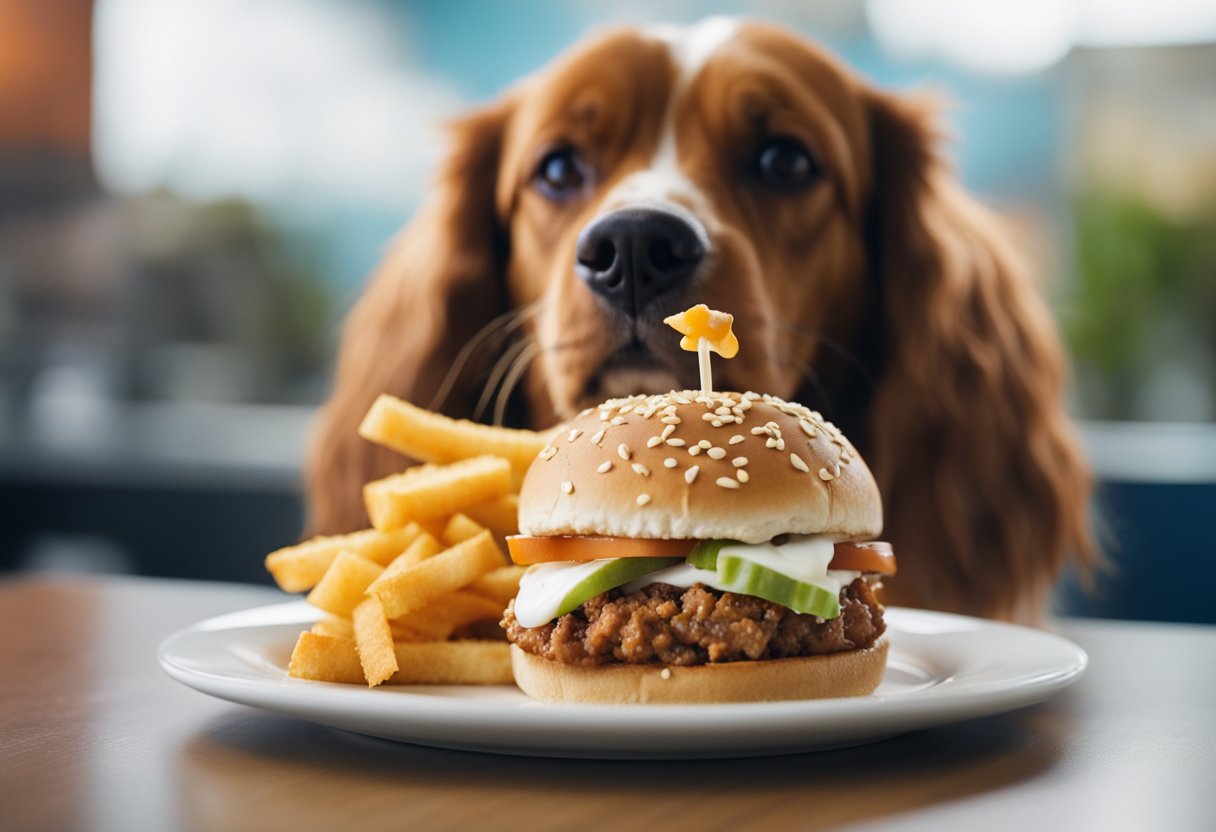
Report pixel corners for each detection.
[716,553,841,619]
[555,557,682,618]
[686,539,737,570]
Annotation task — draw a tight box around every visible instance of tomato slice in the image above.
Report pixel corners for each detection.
[829,541,897,575]
[506,535,696,564]
[508,535,897,574]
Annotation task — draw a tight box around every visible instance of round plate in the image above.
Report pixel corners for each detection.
[158,601,1086,759]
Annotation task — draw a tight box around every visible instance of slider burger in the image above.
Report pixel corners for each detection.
[502,389,896,704]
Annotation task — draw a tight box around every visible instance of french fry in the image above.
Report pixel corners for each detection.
[390,590,504,640]
[468,565,526,608]
[359,393,549,487]
[442,513,485,547]
[265,525,421,592]
[369,532,443,591]
[310,615,354,638]
[463,494,521,539]
[392,640,513,685]
[363,456,512,531]
[389,619,448,641]
[370,531,504,619]
[288,632,365,684]
[305,551,384,618]
[352,596,398,686]
[288,633,513,685]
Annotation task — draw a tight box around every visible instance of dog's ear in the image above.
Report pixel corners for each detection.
[305,101,512,535]
[864,91,1096,621]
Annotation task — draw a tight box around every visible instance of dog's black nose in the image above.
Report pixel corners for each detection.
[575,208,705,316]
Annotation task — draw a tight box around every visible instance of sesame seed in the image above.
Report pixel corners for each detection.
[660,424,676,440]
[732,457,748,467]
[617,444,631,461]
[660,668,672,680]
[561,481,574,494]
[620,404,634,414]
[711,419,723,427]
[538,445,557,461]
[751,427,768,435]
[567,428,582,442]
[661,416,681,425]
[729,435,745,445]
[776,438,786,451]
[636,493,651,506]
[701,412,717,421]
[632,462,651,477]
[666,438,686,447]
[685,465,700,484]
[799,419,818,437]
[688,445,702,456]
[766,438,778,448]
[737,469,750,483]
[646,436,663,448]
[610,416,625,426]
[698,440,712,449]
[790,453,809,472]
[590,429,606,446]
[664,457,678,468]
[714,406,731,416]
[707,447,726,460]
[818,467,836,481]
[716,477,741,490]
[597,460,613,474]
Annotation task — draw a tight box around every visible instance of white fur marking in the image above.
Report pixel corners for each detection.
[648,17,740,82]
[597,19,739,236]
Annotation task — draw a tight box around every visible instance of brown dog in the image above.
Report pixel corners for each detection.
[306,19,1094,622]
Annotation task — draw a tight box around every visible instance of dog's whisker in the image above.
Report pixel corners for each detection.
[493,339,543,426]
[489,331,600,426]
[729,310,876,393]
[773,345,837,421]
[475,335,534,422]
[770,318,876,389]
[429,301,545,411]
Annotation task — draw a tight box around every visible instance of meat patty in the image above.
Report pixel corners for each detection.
[502,578,885,666]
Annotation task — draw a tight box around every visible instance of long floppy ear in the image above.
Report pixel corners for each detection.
[865,91,1096,622]
[305,101,512,535]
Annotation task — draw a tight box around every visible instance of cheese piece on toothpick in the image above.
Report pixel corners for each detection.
[663,304,739,394]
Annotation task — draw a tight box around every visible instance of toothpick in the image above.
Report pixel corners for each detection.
[698,336,712,394]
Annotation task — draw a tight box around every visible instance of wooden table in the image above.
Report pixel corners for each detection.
[2,576,1213,832]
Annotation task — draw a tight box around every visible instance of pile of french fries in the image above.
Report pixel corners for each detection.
[265,394,550,687]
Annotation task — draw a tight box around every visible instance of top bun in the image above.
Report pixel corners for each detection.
[519,391,882,544]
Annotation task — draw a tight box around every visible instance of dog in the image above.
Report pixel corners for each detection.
[306,19,1095,622]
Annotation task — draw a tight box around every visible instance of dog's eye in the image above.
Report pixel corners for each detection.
[756,137,818,189]
[534,148,586,199]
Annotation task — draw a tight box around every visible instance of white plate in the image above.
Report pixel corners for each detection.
[158,601,1086,759]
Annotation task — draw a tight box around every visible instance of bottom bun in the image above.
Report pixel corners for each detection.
[509,640,889,705]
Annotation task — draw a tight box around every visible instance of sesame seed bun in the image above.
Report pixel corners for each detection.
[518,391,882,543]
[509,640,889,704]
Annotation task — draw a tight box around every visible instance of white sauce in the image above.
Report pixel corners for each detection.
[513,559,616,628]
[513,535,862,627]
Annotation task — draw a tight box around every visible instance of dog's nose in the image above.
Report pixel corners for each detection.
[575,208,705,316]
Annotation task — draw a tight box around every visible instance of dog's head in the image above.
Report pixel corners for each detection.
[311,19,1095,621]
[496,19,876,418]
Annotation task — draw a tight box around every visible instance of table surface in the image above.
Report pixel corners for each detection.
[2,576,1213,832]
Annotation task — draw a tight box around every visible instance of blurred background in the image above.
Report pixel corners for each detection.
[1,0,1213,621]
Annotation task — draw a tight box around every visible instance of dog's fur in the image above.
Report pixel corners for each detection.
[306,21,1095,622]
